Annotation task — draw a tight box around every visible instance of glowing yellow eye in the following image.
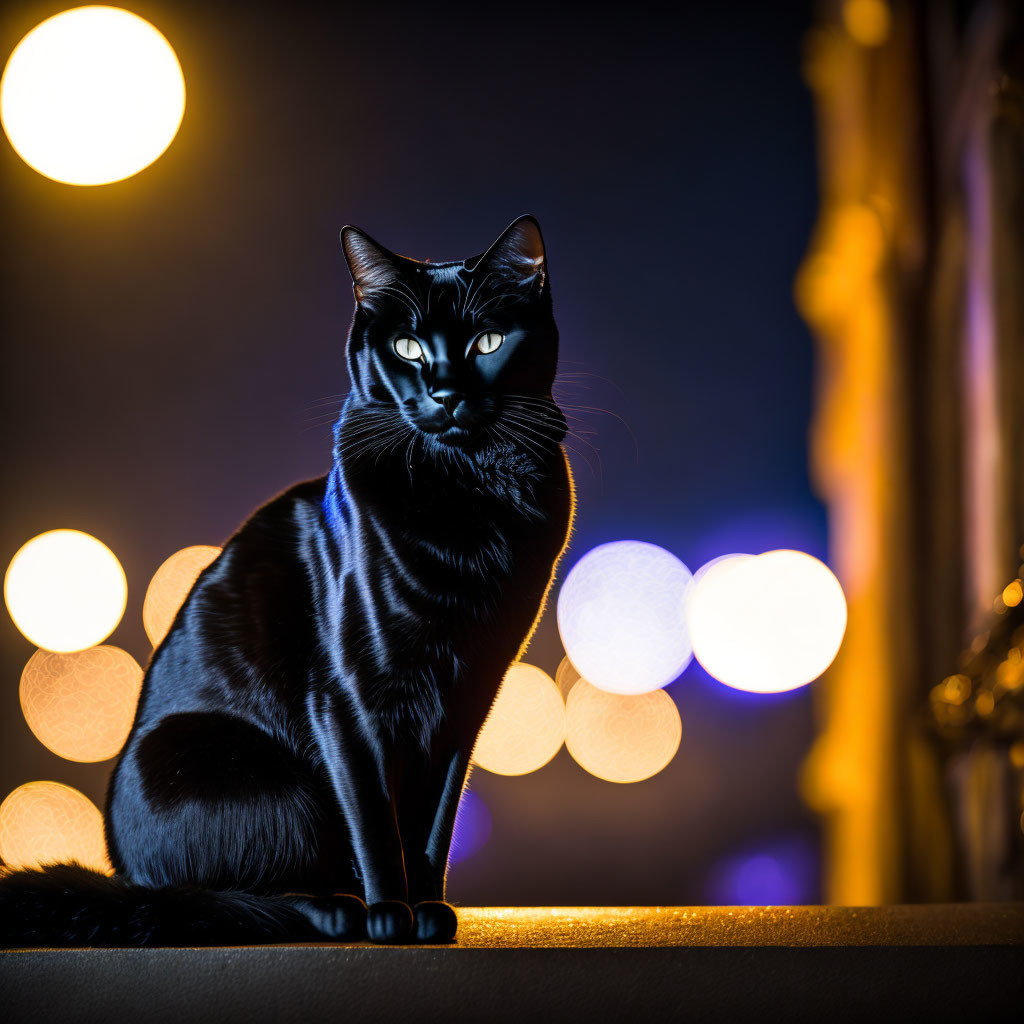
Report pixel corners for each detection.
[394,336,422,361]
[476,331,504,354]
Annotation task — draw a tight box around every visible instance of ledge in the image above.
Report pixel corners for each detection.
[449,903,1024,946]
[4,906,1023,1024]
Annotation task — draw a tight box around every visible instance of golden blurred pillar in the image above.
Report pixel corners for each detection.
[798,0,1024,903]
[796,4,919,904]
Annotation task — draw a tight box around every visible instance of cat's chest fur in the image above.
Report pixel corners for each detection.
[320,449,568,740]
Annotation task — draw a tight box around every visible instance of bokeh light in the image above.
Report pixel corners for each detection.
[705,836,819,905]
[472,663,566,776]
[0,6,186,186]
[554,656,580,698]
[143,545,221,647]
[841,0,891,48]
[449,790,492,865]
[4,530,127,653]
[20,646,143,763]
[686,549,848,694]
[565,678,682,784]
[0,781,111,873]
[557,541,693,695]
[684,553,753,612]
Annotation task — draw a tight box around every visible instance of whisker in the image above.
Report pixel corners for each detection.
[300,394,349,408]
[494,421,548,464]
[503,411,603,475]
[500,412,562,445]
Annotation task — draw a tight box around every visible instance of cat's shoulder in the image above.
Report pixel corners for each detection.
[220,476,329,557]
[185,477,329,611]
[238,475,327,525]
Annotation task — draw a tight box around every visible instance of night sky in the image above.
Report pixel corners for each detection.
[0,0,823,904]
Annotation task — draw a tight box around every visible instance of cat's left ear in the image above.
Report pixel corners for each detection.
[466,215,547,290]
[339,226,402,306]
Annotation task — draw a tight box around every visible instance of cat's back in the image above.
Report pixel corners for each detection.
[135,476,330,722]
[181,474,328,632]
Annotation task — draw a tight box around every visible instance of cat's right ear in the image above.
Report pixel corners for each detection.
[339,226,401,306]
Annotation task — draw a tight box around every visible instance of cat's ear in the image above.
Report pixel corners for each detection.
[339,226,402,306]
[466,215,547,290]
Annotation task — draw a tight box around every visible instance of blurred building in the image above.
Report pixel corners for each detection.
[798,0,1024,902]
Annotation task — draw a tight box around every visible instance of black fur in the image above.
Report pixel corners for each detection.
[0,216,573,948]
[0,863,320,946]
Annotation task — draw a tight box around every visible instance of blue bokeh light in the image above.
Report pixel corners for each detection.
[448,789,493,866]
[705,835,819,905]
[688,505,828,575]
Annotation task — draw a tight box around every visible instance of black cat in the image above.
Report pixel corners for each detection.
[0,216,574,947]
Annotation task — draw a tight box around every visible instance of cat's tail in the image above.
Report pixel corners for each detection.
[0,862,324,948]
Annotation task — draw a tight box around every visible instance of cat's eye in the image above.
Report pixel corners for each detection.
[394,336,423,361]
[475,331,504,355]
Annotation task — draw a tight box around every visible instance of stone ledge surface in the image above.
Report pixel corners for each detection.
[448,903,1024,947]
[4,906,1023,1024]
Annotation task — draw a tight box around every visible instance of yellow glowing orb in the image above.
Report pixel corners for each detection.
[686,549,848,694]
[565,678,681,784]
[472,663,566,776]
[20,646,143,763]
[143,545,221,647]
[5,530,127,653]
[0,781,111,872]
[0,6,186,186]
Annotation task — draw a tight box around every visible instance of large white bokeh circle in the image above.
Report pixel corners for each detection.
[683,553,752,614]
[557,541,692,694]
[4,530,127,652]
[687,549,847,693]
[0,6,186,185]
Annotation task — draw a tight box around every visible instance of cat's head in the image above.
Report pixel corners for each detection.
[338,216,563,457]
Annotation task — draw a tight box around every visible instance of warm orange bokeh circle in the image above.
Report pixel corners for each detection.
[565,678,681,783]
[472,663,566,776]
[0,780,111,873]
[20,645,143,763]
[143,545,221,647]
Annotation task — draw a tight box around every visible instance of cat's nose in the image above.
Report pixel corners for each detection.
[430,389,464,418]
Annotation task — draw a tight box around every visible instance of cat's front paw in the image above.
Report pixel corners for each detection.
[287,893,367,941]
[366,900,414,944]
[413,901,458,943]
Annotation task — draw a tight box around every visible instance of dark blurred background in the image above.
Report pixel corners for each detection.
[0,0,826,905]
